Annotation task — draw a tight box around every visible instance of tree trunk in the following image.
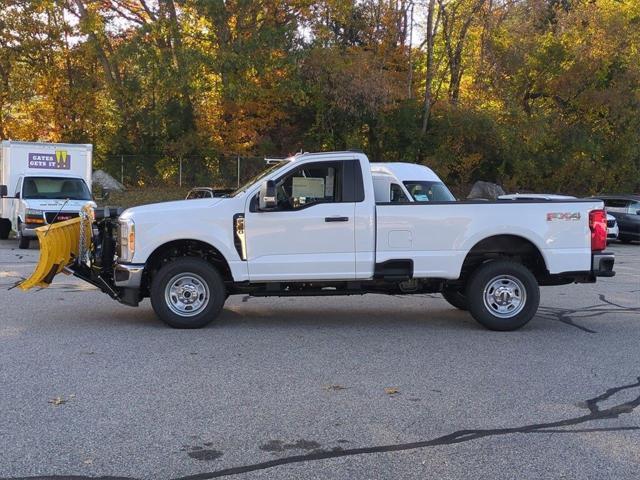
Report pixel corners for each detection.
[421,0,437,134]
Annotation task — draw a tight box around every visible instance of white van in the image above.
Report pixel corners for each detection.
[370,162,456,203]
[0,141,93,248]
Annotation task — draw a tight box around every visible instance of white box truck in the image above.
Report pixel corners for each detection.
[0,140,94,248]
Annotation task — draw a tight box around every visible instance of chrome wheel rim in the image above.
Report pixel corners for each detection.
[483,275,526,319]
[165,273,210,317]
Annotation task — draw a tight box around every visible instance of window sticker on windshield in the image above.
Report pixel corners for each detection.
[414,194,429,201]
[292,177,325,198]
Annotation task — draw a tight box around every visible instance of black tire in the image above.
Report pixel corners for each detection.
[441,286,468,310]
[619,237,633,244]
[150,257,226,328]
[17,222,30,249]
[0,219,10,240]
[466,260,540,331]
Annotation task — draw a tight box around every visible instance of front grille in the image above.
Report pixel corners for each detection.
[45,212,79,224]
[607,220,615,228]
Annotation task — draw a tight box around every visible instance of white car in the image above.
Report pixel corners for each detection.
[20,151,615,332]
[606,213,619,241]
[185,187,234,200]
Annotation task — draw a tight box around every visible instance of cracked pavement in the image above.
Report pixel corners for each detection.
[0,239,639,479]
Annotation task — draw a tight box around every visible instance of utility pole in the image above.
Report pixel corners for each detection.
[237,155,241,188]
[121,155,124,186]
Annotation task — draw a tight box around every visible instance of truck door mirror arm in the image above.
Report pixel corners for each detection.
[259,180,277,211]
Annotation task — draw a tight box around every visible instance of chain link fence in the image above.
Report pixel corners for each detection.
[95,154,281,190]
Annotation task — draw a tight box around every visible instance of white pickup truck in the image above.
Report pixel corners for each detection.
[19,151,616,331]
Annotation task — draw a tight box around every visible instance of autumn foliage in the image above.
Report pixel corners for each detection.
[0,0,638,194]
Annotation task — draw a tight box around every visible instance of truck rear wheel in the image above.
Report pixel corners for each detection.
[150,257,227,329]
[466,260,539,331]
[441,286,467,310]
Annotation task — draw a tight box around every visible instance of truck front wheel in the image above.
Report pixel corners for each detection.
[17,221,30,249]
[0,219,11,240]
[466,260,539,331]
[150,257,227,329]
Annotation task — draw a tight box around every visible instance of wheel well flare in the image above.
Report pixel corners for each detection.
[143,240,232,293]
[461,235,547,279]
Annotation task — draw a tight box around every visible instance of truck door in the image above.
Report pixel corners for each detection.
[244,159,362,281]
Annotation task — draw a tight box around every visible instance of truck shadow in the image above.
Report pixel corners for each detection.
[217,303,481,332]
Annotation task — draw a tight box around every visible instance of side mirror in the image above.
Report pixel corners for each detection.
[636,210,640,215]
[259,180,277,210]
[0,185,6,197]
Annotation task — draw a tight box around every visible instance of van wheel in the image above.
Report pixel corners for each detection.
[466,260,539,331]
[150,257,226,329]
[0,219,10,240]
[441,286,467,310]
[17,222,30,249]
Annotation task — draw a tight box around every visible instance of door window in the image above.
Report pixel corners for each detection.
[628,201,640,215]
[390,183,409,203]
[275,162,342,210]
[603,199,631,213]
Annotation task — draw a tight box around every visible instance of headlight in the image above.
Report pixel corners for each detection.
[118,218,135,262]
[25,209,45,225]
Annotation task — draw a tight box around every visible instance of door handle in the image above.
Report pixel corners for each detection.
[325,216,349,222]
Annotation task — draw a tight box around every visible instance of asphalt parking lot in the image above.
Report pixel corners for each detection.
[0,239,639,480]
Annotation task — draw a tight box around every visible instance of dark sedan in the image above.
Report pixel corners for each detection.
[595,195,640,243]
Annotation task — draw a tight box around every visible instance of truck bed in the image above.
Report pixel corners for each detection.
[375,199,603,279]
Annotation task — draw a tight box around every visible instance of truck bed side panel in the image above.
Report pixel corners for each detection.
[375,201,602,279]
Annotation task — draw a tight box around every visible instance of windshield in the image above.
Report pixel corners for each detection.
[403,181,455,202]
[22,177,91,200]
[231,161,287,197]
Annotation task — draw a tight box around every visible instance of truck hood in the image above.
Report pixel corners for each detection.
[120,198,226,219]
[23,198,95,211]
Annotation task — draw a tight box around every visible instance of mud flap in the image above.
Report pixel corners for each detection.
[19,217,90,290]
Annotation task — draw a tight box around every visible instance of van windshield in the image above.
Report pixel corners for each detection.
[403,181,455,202]
[22,177,91,200]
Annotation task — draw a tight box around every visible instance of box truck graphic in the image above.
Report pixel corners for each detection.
[28,151,71,170]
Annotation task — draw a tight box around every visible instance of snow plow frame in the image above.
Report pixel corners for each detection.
[19,216,90,290]
[18,206,131,304]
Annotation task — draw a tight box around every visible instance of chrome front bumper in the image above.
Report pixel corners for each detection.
[21,225,40,238]
[114,263,145,288]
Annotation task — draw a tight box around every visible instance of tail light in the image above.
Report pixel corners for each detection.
[589,209,607,252]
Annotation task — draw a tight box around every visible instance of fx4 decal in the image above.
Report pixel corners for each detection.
[547,212,581,221]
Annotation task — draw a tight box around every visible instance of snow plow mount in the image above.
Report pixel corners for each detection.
[18,205,126,303]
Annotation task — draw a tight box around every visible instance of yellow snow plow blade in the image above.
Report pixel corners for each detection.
[19,217,91,290]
